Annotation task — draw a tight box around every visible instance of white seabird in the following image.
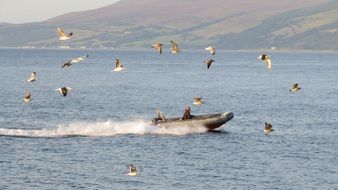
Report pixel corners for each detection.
[204,59,215,69]
[55,87,72,97]
[170,40,180,54]
[23,90,31,103]
[151,43,163,54]
[61,54,89,68]
[57,27,73,41]
[205,46,216,55]
[113,57,124,72]
[27,71,37,82]
[290,83,301,92]
[128,164,137,176]
[193,97,204,106]
[258,54,272,70]
[264,122,274,133]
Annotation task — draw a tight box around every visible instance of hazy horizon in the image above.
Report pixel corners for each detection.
[0,0,120,24]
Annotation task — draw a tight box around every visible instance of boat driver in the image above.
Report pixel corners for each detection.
[182,107,192,120]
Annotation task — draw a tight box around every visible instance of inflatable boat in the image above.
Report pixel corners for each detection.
[152,112,234,131]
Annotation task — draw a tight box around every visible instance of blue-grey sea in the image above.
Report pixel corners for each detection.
[0,48,337,189]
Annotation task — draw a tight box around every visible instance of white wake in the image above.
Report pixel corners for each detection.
[0,120,207,138]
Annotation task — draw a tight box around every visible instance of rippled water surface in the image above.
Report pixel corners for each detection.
[0,48,337,189]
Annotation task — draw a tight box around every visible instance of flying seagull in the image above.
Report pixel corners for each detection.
[204,59,215,69]
[258,54,272,70]
[151,43,163,54]
[61,54,89,68]
[205,46,216,55]
[23,90,31,103]
[55,87,71,97]
[27,71,37,82]
[193,97,204,106]
[170,40,180,54]
[128,164,137,176]
[264,122,274,133]
[290,83,301,92]
[113,57,124,72]
[57,27,73,41]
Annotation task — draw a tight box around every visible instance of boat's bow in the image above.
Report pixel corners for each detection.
[203,112,234,130]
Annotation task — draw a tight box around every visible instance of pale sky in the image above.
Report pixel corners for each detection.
[0,0,121,24]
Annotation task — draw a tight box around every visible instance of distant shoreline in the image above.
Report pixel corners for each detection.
[0,46,338,53]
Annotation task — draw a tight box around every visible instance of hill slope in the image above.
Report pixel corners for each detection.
[1,0,338,50]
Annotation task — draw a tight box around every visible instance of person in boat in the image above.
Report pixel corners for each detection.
[182,107,192,120]
[156,110,166,121]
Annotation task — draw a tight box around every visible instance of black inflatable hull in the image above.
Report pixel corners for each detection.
[152,112,234,131]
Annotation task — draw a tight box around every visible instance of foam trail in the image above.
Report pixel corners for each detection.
[0,120,207,138]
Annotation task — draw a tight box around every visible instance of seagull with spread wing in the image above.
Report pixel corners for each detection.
[113,57,124,72]
[151,43,163,54]
[170,40,180,54]
[61,54,89,68]
[290,83,301,92]
[264,122,274,133]
[205,46,216,55]
[27,71,37,82]
[193,97,204,106]
[258,54,272,70]
[204,59,215,69]
[55,87,72,97]
[57,27,73,41]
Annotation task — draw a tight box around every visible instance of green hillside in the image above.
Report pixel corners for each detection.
[1,0,337,50]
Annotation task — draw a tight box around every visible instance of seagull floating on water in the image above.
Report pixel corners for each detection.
[204,59,215,69]
[193,97,204,106]
[128,164,137,176]
[57,27,73,41]
[55,87,71,97]
[205,46,216,55]
[290,83,301,92]
[264,122,273,133]
[151,43,163,54]
[23,90,31,103]
[61,54,89,68]
[113,57,124,72]
[170,40,180,54]
[258,54,272,70]
[27,71,37,82]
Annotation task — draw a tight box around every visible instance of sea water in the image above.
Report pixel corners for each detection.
[0,48,337,189]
